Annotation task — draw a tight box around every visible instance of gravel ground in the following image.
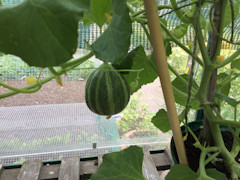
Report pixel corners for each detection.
[0,80,86,107]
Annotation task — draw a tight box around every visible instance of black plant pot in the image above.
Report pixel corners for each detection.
[170,120,203,165]
[170,121,238,178]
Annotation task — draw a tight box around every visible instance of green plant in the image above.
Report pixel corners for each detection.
[0,131,101,150]
[13,157,26,164]
[118,93,156,134]
[1,0,240,179]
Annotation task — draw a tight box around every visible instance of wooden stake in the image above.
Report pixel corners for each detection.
[143,0,188,165]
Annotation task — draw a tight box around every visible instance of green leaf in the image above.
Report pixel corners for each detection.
[112,47,137,75]
[233,163,240,178]
[164,39,172,57]
[172,74,200,110]
[231,58,240,70]
[127,0,143,8]
[215,92,237,107]
[160,19,169,40]
[224,2,239,28]
[165,164,198,180]
[199,14,207,30]
[151,109,170,132]
[91,146,145,180]
[0,0,89,68]
[82,0,112,28]
[92,0,132,64]
[217,73,231,96]
[172,24,188,39]
[117,46,158,94]
[205,169,227,180]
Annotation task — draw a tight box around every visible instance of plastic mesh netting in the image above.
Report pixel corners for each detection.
[0,103,170,165]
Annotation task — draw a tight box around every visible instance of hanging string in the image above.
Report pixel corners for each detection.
[228,0,234,42]
[184,4,201,132]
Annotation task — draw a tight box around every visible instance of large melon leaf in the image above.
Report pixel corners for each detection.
[165,164,198,180]
[116,46,158,94]
[172,24,188,39]
[91,0,132,64]
[223,2,239,28]
[82,0,112,28]
[166,165,227,180]
[215,92,237,107]
[91,146,145,180]
[231,58,240,70]
[205,169,227,180]
[216,73,231,96]
[151,109,170,132]
[0,0,89,67]
[172,74,200,110]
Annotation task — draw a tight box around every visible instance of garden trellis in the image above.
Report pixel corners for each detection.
[1,0,239,81]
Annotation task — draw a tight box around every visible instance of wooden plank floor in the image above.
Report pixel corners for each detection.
[0,148,173,180]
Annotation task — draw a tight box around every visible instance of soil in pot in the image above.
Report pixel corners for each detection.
[172,129,240,178]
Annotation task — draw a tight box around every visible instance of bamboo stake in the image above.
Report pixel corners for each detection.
[143,0,188,165]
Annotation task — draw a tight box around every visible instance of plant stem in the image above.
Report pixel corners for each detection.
[230,128,240,157]
[160,22,203,66]
[127,3,135,14]
[217,48,240,68]
[131,17,147,24]
[199,147,220,180]
[187,126,200,144]
[209,121,238,179]
[0,52,93,99]
[168,64,197,93]
[159,1,197,19]
[231,105,240,157]
[140,23,151,43]
[210,2,227,64]
[169,0,193,23]
[49,67,61,76]
[205,151,220,165]
[60,51,94,69]
[0,76,53,99]
[194,21,211,66]
[199,151,213,180]
[201,1,239,178]
[196,66,213,103]
[203,105,238,179]
[0,81,41,93]
[150,55,197,95]
[210,117,240,129]
[131,5,172,17]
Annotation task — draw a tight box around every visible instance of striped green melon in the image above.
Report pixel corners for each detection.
[85,63,130,115]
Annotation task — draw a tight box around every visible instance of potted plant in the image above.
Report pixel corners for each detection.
[1,0,240,179]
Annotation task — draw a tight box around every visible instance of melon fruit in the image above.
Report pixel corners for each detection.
[85,63,130,115]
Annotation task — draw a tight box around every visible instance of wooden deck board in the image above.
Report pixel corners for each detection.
[0,148,172,180]
[97,155,103,168]
[39,164,60,180]
[0,168,20,180]
[164,147,174,166]
[142,151,160,180]
[17,161,42,180]
[59,157,80,180]
[80,160,98,175]
[0,164,3,177]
